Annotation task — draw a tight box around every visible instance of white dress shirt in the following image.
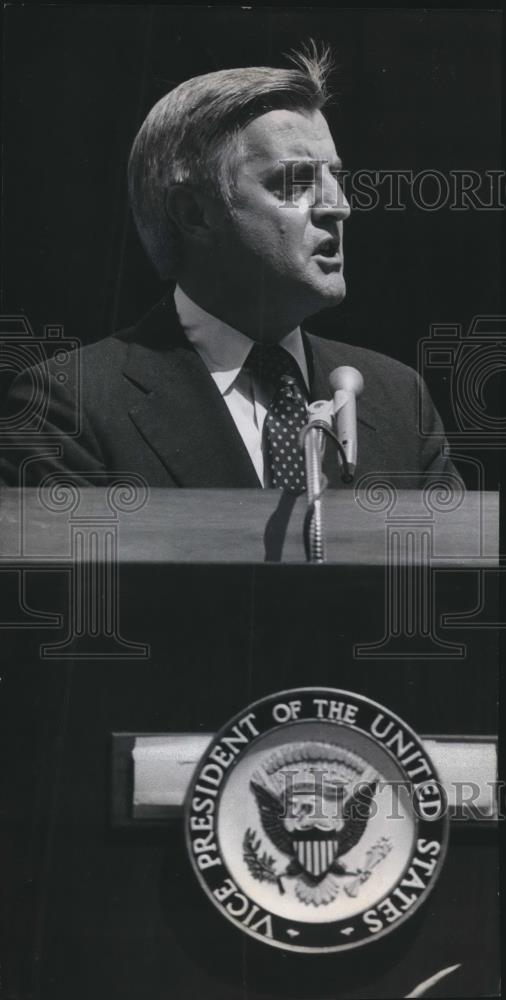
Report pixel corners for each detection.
[174,285,310,485]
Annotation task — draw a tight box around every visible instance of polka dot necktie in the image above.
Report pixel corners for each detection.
[247,343,308,493]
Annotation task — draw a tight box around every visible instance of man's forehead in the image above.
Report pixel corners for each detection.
[240,108,340,166]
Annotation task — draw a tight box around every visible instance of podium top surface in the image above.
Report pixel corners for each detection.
[0,487,499,565]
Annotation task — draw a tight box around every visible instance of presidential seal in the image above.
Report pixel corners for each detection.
[184,688,449,953]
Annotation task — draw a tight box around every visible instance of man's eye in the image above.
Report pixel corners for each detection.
[273,173,315,200]
[288,180,314,198]
[290,170,316,187]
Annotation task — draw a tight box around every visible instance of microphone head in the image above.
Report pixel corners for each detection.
[329,365,364,397]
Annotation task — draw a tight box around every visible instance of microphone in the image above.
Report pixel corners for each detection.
[328,366,364,481]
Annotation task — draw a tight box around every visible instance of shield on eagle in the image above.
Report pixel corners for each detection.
[293,835,340,878]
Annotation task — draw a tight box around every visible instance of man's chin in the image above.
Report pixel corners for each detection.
[304,275,347,313]
[323,277,346,304]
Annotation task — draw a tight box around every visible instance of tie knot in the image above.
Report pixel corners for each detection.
[246,343,304,391]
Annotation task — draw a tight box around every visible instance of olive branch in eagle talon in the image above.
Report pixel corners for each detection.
[243,828,286,894]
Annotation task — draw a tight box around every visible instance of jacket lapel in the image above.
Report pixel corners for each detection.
[122,297,260,487]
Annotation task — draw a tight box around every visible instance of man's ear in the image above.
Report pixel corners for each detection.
[166,185,216,242]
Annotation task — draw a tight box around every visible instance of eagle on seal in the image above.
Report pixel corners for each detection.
[249,777,378,898]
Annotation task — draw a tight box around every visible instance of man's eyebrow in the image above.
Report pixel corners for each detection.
[270,156,344,171]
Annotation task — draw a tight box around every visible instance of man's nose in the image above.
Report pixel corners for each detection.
[311,169,350,222]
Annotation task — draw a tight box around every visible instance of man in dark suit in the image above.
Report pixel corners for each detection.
[0,45,457,490]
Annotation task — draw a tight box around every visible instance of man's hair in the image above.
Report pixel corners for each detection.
[128,42,333,279]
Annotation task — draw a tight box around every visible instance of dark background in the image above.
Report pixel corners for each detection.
[2,5,502,370]
[0,561,500,1000]
[0,9,503,999]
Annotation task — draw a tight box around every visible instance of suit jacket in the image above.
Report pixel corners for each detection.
[0,294,458,489]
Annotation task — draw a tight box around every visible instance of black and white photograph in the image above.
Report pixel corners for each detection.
[0,6,503,999]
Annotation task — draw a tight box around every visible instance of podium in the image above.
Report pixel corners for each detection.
[1,487,499,999]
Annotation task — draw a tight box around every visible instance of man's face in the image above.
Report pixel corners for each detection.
[208,108,350,331]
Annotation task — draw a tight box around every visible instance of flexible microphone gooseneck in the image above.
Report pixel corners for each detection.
[300,401,333,563]
[298,368,364,562]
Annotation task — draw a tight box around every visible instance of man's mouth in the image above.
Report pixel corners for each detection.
[314,237,340,257]
[313,236,343,270]
[312,237,342,268]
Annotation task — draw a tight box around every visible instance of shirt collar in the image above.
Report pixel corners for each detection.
[174,284,309,394]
